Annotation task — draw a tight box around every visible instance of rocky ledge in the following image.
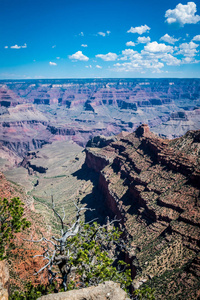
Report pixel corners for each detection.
[85,124,200,299]
[38,281,130,300]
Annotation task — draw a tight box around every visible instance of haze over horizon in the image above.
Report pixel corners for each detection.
[1,0,200,79]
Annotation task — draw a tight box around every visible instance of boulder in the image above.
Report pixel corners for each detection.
[0,260,9,300]
[37,281,130,300]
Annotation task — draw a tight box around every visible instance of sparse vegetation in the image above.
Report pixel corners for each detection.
[133,286,155,300]
[0,197,31,260]
[9,282,54,300]
[23,198,132,294]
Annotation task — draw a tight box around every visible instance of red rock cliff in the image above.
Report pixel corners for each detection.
[85,124,200,299]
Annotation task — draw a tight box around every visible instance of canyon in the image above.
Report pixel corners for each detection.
[0,78,200,299]
[2,124,200,299]
[0,78,200,170]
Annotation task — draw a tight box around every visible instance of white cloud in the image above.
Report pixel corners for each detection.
[112,33,200,74]
[193,35,200,41]
[96,52,118,61]
[160,53,182,66]
[160,34,180,44]
[127,24,150,35]
[97,31,111,37]
[114,58,164,73]
[56,57,60,59]
[79,32,84,36]
[69,51,89,61]
[81,44,88,47]
[10,43,27,49]
[85,65,92,68]
[10,44,22,49]
[182,56,199,63]
[178,41,199,56]
[96,65,102,69]
[165,2,200,26]
[49,62,57,66]
[137,36,151,44]
[144,41,174,53]
[4,46,8,49]
[113,47,168,73]
[52,45,56,48]
[122,49,137,56]
[126,41,135,47]
[98,32,106,37]
[120,49,138,60]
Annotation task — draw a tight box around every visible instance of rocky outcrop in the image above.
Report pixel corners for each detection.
[37,281,130,300]
[0,104,51,163]
[2,139,49,158]
[20,151,48,175]
[47,125,76,136]
[0,261,9,300]
[86,135,117,148]
[85,124,200,299]
[85,147,114,173]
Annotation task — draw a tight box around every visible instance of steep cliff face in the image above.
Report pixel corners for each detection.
[0,104,51,166]
[85,124,200,299]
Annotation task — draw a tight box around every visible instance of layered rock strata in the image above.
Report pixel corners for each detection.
[85,124,200,299]
[1,78,200,167]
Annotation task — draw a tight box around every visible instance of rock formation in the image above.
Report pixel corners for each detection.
[85,124,200,299]
[37,281,130,300]
[0,261,9,300]
[1,79,200,169]
[20,151,48,175]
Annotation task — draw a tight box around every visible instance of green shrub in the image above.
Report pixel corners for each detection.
[0,197,31,260]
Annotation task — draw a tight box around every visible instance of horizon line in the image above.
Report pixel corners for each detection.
[1,77,200,81]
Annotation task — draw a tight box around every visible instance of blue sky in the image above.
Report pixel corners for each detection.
[0,0,200,79]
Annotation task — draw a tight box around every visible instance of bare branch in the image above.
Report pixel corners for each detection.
[34,261,51,275]
[24,236,57,247]
[73,201,79,211]
[52,236,59,242]
[52,195,64,233]
[62,207,66,222]
[85,217,99,225]
[23,237,44,243]
[33,255,49,260]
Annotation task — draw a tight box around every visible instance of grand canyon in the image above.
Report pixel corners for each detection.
[1,78,200,167]
[0,79,200,299]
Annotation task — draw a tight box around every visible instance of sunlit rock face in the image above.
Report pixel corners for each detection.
[0,261,9,300]
[0,78,200,166]
[85,125,200,299]
[37,281,130,300]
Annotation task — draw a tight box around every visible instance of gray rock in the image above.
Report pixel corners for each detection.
[37,281,130,300]
[0,260,10,300]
